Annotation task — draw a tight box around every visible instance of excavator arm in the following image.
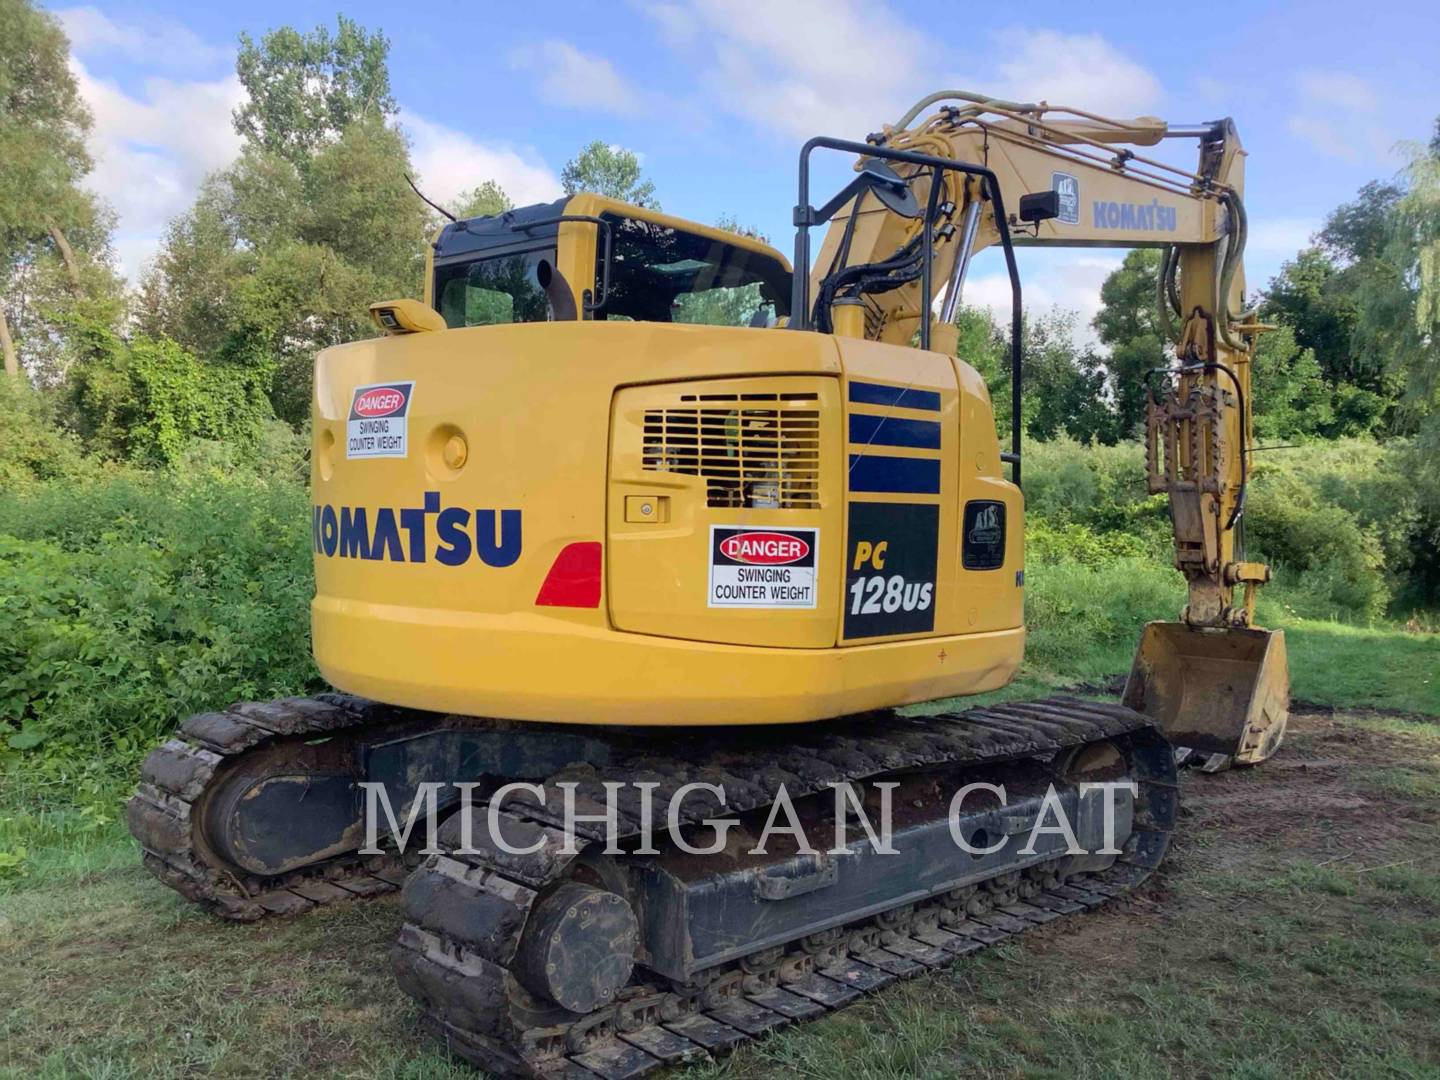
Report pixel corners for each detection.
[805,93,1288,768]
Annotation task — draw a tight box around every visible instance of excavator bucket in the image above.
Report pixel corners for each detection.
[1122,622,1289,772]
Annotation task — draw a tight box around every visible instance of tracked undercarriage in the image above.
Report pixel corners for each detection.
[129,695,1176,1076]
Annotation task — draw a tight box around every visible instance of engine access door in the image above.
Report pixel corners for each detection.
[607,376,843,647]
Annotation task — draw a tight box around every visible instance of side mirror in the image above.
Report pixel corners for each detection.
[857,159,921,219]
[813,159,921,225]
[1018,190,1061,224]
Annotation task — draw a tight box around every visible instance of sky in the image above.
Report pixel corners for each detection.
[49,0,1440,337]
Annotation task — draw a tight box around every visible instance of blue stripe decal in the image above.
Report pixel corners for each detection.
[849,413,942,450]
[848,380,941,412]
[848,454,941,494]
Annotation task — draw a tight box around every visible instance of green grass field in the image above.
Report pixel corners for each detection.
[3,612,1437,1078]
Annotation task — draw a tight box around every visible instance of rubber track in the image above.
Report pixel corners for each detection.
[393,696,1178,1077]
[126,694,411,920]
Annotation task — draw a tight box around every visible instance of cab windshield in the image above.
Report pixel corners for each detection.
[598,214,791,327]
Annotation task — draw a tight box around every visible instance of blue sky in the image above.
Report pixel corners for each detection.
[52,0,1440,332]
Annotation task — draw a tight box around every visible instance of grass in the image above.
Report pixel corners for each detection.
[0,870,467,1079]
[2,472,1438,1076]
[681,870,1440,1079]
[1282,619,1440,716]
[1020,552,1440,718]
[3,709,1437,1078]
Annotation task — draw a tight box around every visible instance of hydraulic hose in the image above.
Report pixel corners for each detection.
[891,90,1037,133]
[1216,190,1249,351]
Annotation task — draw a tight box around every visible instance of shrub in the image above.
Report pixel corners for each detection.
[65,320,276,466]
[0,470,318,802]
[0,381,93,492]
[1024,556,1181,678]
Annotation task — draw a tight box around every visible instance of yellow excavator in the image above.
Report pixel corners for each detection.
[128,92,1289,1076]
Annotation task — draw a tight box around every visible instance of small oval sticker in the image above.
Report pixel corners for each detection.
[719,531,810,565]
[354,387,407,418]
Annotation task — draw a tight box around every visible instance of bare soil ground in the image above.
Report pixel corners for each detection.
[3,707,1437,1079]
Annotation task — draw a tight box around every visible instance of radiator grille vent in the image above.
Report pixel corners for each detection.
[642,392,820,509]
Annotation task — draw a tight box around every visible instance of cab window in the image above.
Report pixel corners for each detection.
[435,247,554,328]
[598,215,790,327]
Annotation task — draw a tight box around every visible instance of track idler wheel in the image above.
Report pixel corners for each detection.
[514,882,638,1014]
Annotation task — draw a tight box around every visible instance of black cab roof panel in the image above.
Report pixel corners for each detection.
[432,197,570,263]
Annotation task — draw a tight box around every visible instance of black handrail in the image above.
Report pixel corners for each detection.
[791,136,1023,486]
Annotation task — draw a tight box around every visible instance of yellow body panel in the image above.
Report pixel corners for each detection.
[311,321,1024,725]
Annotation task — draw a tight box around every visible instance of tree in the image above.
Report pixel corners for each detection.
[956,306,1111,444]
[1093,250,1168,438]
[561,141,658,207]
[0,0,117,382]
[1318,180,1402,264]
[1354,133,1440,441]
[143,21,428,425]
[1248,324,1332,440]
[1263,172,1424,435]
[136,177,250,360]
[451,181,513,220]
[66,319,273,465]
[233,15,396,170]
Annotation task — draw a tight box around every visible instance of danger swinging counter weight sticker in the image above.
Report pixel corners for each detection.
[708,526,818,608]
[347,381,414,459]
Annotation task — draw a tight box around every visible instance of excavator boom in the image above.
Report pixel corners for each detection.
[801,93,1288,768]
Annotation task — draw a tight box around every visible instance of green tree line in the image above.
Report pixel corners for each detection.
[0,4,659,446]
[2,0,1438,613]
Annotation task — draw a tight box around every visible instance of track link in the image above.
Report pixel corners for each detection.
[126,694,410,920]
[393,697,1178,1077]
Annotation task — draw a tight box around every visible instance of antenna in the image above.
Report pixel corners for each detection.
[405,174,456,222]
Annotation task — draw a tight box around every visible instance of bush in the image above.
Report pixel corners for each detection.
[1244,442,1402,621]
[1024,435,1424,623]
[1024,556,1180,678]
[1021,438,1169,537]
[0,469,318,804]
[65,320,276,466]
[0,381,93,492]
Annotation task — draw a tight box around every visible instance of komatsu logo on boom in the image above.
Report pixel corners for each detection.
[1092,198,1177,232]
[312,492,521,567]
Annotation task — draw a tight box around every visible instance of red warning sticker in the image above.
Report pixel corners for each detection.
[709,526,818,608]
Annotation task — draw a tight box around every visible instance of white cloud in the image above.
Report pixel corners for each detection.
[70,59,245,278]
[509,40,640,114]
[638,5,1165,142]
[1297,71,1379,113]
[990,30,1164,116]
[1289,71,1392,162]
[640,0,930,140]
[69,55,563,280]
[1247,217,1319,258]
[56,6,231,73]
[965,252,1124,348]
[402,113,563,209]
[628,7,1163,336]
[632,0,701,48]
